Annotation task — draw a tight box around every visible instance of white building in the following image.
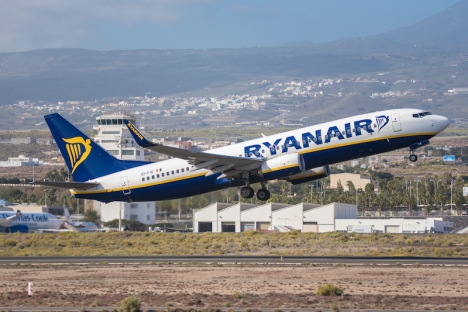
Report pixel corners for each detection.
[193,202,453,234]
[92,113,156,225]
[0,155,41,167]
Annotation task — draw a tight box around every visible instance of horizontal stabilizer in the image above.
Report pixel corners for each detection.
[30,181,99,190]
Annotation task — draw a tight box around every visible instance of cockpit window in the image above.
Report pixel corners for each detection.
[413,111,433,118]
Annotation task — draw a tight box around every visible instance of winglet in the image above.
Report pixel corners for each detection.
[124,120,156,148]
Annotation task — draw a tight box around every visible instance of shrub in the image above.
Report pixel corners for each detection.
[118,296,141,312]
[316,284,344,296]
[3,292,10,300]
[3,240,17,247]
[232,291,246,299]
[329,303,340,312]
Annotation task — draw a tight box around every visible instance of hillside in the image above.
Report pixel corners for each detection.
[378,0,468,49]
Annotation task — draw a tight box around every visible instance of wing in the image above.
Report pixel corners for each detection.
[30,181,100,190]
[124,120,263,178]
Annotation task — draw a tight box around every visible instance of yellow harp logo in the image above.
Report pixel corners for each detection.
[63,137,92,174]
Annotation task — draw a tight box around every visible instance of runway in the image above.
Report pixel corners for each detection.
[0,255,467,265]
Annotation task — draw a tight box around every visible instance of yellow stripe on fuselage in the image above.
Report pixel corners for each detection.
[297,131,437,155]
[71,171,207,195]
[71,132,436,196]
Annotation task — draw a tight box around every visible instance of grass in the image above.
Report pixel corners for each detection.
[1,231,468,257]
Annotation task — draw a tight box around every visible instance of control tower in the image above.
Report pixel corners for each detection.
[92,113,156,226]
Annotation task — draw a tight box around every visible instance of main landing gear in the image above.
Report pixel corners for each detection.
[240,185,271,201]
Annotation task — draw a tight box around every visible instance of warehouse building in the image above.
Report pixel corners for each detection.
[193,202,452,234]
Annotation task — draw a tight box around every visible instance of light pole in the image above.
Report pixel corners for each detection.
[44,189,51,208]
[356,188,358,208]
[310,184,314,203]
[413,180,419,205]
[450,174,454,215]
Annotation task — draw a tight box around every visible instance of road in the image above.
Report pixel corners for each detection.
[0,255,467,265]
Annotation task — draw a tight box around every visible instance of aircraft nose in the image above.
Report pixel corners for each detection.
[432,115,450,132]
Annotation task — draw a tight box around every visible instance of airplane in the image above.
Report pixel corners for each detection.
[63,208,98,232]
[0,210,64,233]
[33,109,450,203]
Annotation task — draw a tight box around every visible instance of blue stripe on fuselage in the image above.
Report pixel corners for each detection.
[78,134,433,202]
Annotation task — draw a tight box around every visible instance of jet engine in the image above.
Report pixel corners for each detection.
[284,165,331,185]
[259,153,305,180]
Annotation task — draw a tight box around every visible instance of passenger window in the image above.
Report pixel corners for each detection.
[146,176,150,180]
[270,146,275,151]
[171,170,174,174]
[250,152,254,156]
[176,169,179,173]
[152,175,155,179]
[342,131,345,135]
[162,173,164,177]
[276,145,280,150]
[308,138,312,142]
[312,137,316,142]
[245,153,249,157]
[352,129,355,133]
[261,149,265,153]
[373,124,377,128]
[157,174,160,178]
[167,172,170,176]
[325,135,328,139]
[347,129,351,134]
[181,168,184,172]
[141,178,145,182]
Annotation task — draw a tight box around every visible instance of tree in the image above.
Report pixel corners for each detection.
[435,184,449,216]
[82,208,101,225]
[372,192,387,217]
[364,183,375,210]
[453,177,466,215]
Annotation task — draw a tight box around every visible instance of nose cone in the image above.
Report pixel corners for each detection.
[433,115,450,133]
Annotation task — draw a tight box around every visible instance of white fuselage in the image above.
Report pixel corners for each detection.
[72,108,450,202]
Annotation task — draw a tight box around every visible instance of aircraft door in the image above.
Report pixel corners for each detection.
[391,113,402,132]
[120,176,131,195]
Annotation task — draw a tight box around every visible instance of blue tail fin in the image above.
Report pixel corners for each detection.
[44,113,149,182]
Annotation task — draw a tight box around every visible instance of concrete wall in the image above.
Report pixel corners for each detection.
[272,204,303,230]
[241,203,273,230]
[303,203,336,232]
[218,203,241,232]
[335,218,454,233]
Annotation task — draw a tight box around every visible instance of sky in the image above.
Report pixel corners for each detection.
[0,0,463,53]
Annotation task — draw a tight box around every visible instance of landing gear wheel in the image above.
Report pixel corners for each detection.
[256,189,271,201]
[409,154,418,162]
[240,186,255,199]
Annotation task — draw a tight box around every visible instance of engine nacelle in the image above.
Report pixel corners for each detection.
[285,165,331,185]
[260,153,305,180]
